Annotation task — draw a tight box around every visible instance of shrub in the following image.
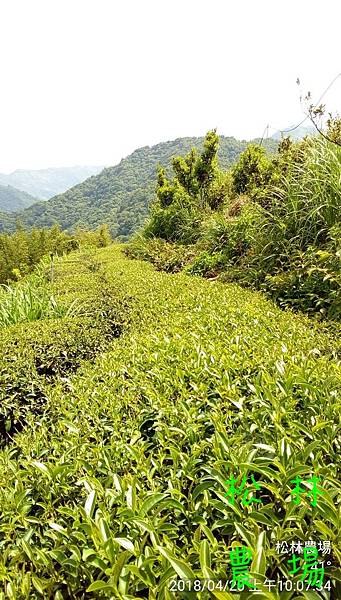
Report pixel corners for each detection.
[231,144,273,200]
[143,198,201,244]
[260,243,341,319]
[200,202,264,260]
[126,236,195,272]
[186,250,227,277]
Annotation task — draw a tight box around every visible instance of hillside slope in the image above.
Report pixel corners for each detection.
[0,184,37,212]
[0,245,339,596]
[0,136,277,238]
[0,165,104,200]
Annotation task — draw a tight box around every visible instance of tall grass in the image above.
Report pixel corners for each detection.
[260,138,341,262]
[0,280,84,327]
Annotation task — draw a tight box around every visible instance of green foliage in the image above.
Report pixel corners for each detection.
[0,249,126,452]
[126,235,196,272]
[194,129,220,207]
[0,223,112,285]
[187,204,264,278]
[171,147,198,196]
[260,240,341,318]
[208,203,263,257]
[273,136,312,178]
[326,114,341,145]
[155,166,177,208]
[231,144,273,201]
[134,130,340,320]
[185,249,227,277]
[145,131,235,244]
[144,199,202,244]
[205,169,232,210]
[273,137,341,245]
[237,137,341,318]
[94,223,112,248]
[0,245,339,596]
[0,224,69,284]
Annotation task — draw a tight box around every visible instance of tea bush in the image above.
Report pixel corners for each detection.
[0,250,128,450]
[0,245,339,598]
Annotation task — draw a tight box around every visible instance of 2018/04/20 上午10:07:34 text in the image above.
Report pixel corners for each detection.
[167,578,333,593]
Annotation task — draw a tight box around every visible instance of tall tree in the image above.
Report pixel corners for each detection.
[194,129,219,208]
[172,148,198,196]
[155,166,177,208]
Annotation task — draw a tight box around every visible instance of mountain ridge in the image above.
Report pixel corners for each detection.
[0,165,105,200]
[0,184,37,212]
[270,124,316,141]
[0,135,277,239]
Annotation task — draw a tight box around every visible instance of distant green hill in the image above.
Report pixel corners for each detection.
[0,166,104,200]
[0,184,37,212]
[0,136,277,239]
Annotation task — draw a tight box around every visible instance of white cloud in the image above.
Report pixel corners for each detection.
[0,0,340,171]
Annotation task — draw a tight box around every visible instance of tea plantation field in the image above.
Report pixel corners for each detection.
[0,245,340,599]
